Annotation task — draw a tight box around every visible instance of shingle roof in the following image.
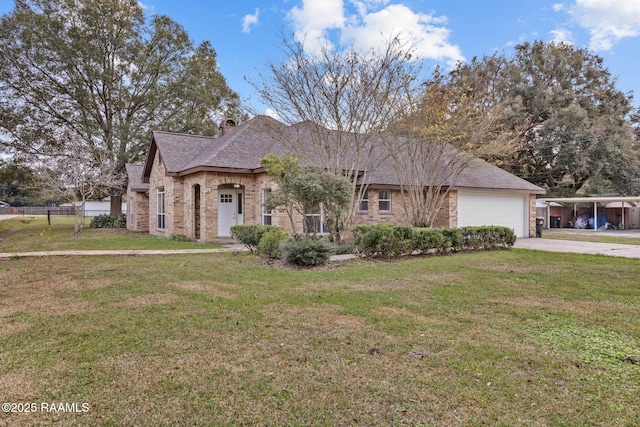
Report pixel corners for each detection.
[137,115,544,194]
[125,163,148,193]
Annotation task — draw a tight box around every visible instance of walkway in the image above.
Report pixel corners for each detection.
[0,246,248,260]
[513,238,640,258]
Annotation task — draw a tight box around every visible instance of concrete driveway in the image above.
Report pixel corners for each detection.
[514,237,640,258]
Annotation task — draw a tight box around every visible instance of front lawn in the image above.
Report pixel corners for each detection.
[1,250,638,425]
[0,215,223,252]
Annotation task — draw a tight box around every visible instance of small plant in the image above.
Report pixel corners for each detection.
[230,224,280,252]
[258,228,288,260]
[331,238,356,255]
[282,235,334,266]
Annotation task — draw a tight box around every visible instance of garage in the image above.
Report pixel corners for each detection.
[458,191,529,237]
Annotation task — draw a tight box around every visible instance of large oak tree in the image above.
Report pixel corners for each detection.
[451,41,639,196]
[0,0,242,213]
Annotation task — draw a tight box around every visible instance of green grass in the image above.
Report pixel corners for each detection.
[0,216,223,251]
[1,249,638,425]
[542,228,640,245]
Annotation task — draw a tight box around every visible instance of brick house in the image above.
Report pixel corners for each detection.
[126,116,545,242]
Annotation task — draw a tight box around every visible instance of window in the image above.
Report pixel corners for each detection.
[305,204,328,234]
[262,189,272,225]
[157,187,165,230]
[378,189,391,212]
[220,194,233,203]
[129,197,134,225]
[358,190,369,212]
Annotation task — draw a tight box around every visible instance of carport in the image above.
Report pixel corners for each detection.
[540,196,640,231]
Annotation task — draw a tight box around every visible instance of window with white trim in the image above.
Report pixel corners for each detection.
[305,204,329,234]
[378,189,391,212]
[358,190,369,212]
[262,189,272,225]
[157,187,165,230]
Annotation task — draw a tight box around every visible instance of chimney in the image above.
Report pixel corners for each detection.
[218,119,236,137]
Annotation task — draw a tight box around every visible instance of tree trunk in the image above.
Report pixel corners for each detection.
[74,205,83,235]
[110,193,123,216]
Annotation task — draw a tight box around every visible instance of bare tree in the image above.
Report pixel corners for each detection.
[390,70,509,227]
[37,140,123,234]
[249,35,423,241]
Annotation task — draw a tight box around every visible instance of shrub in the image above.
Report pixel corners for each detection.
[352,224,413,258]
[282,235,334,266]
[441,227,463,252]
[258,228,288,259]
[413,228,450,254]
[90,214,126,228]
[331,238,357,255]
[460,226,516,250]
[230,224,279,252]
[353,224,516,258]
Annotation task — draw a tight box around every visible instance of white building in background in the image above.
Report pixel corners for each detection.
[60,197,127,217]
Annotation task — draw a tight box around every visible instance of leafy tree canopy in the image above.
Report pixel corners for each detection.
[0,0,243,211]
[449,41,639,196]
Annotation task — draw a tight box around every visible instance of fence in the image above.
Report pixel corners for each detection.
[1,206,80,216]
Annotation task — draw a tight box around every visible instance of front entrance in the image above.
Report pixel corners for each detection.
[218,186,244,237]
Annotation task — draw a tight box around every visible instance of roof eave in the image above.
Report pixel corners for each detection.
[175,166,260,176]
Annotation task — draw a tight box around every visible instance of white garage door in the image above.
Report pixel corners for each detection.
[458,191,528,237]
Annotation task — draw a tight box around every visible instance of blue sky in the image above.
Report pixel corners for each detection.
[1,0,639,113]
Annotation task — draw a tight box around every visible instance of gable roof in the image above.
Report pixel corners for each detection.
[137,116,544,194]
[125,163,149,193]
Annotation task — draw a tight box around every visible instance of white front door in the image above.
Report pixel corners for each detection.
[218,190,244,237]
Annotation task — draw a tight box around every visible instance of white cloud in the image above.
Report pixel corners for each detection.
[265,108,280,120]
[567,0,640,50]
[242,8,260,34]
[549,28,574,44]
[552,3,565,12]
[287,0,464,66]
[288,0,346,51]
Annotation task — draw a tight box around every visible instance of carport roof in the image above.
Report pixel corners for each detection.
[541,196,640,204]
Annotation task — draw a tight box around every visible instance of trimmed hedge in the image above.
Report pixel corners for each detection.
[413,227,450,254]
[460,226,516,250]
[353,224,516,258]
[230,224,280,253]
[89,214,126,229]
[351,224,414,258]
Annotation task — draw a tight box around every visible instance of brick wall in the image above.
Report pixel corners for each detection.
[528,193,536,237]
[126,190,149,232]
[352,188,454,228]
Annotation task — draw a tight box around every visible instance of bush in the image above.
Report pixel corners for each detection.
[353,224,516,258]
[413,228,450,254]
[258,228,288,259]
[352,224,413,258]
[89,214,126,228]
[441,227,463,252]
[331,239,357,255]
[230,224,279,252]
[282,235,334,266]
[460,226,516,250]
